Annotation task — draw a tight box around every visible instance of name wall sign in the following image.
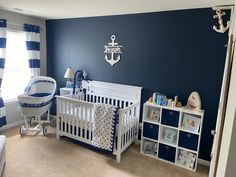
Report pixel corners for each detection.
[104,35,122,66]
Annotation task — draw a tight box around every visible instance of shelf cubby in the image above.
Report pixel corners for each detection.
[143,104,161,123]
[176,148,197,171]
[142,139,158,157]
[159,126,178,146]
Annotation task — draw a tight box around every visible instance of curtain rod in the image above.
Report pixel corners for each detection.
[0,21,43,31]
[7,22,43,31]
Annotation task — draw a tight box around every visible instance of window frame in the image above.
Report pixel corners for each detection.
[2,29,31,102]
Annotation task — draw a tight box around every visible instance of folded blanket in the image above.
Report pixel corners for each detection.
[92,103,118,153]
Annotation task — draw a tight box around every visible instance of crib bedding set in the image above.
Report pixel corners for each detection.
[56,80,142,162]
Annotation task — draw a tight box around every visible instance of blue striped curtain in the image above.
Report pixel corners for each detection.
[0,19,7,127]
[24,24,40,77]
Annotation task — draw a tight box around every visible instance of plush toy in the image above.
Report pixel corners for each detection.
[178,150,196,169]
[186,92,201,111]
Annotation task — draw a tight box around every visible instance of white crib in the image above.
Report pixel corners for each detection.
[56,80,142,162]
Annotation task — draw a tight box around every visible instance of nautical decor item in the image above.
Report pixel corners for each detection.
[104,35,122,66]
[186,92,201,111]
[213,9,230,33]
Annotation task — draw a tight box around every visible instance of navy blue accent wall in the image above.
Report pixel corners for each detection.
[46,8,228,161]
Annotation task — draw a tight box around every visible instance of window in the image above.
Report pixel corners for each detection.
[2,30,31,101]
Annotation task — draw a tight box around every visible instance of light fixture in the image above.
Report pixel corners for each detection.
[64,67,75,88]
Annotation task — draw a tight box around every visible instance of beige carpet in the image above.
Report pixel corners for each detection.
[1,127,208,177]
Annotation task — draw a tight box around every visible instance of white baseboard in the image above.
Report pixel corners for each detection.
[198,158,210,166]
[0,120,24,132]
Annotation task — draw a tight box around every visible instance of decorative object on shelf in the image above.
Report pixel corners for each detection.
[173,96,178,107]
[154,143,158,153]
[213,9,230,34]
[148,109,160,122]
[178,150,196,169]
[143,141,154,154]
[168,99,173,107]
[151,93,182,108]
[64,67,75,88]
[186,92,201,111]
[182,113,201,133]
[174,95,182,108]
[104,35,122,66]
[164,129,177,143]
[148,97,153,103]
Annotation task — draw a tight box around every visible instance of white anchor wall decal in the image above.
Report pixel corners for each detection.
[213,9,230,34]
[104,35,122,66]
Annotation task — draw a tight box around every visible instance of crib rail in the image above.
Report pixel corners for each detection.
[84,93,133,109]
[56,96,94,144]
[116,102,139,157]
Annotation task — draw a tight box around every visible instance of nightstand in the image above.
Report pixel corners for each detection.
[59,87,73,96]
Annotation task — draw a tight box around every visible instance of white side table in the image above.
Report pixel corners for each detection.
[59,87,73,96]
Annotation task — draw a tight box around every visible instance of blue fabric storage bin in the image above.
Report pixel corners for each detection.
[178,131,199,151]
[158,143,176,163]
[143,122,159,140]
[161,109,179,127]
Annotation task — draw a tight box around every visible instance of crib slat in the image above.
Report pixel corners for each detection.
[80,104,83,138]
[61,101,64,132]
[89,106,92,141]
[122,111,126,148]
[118,100,121,108]
[84,106,88,139]
[133,107,136,138]
[115,99,118,107]
[68,103,71,134]
[128,109,131,142]
[130,108,134,141]
[58,100,61,131]
[72,104,75,135]
[76,104,79,137]
[128,112,130,143]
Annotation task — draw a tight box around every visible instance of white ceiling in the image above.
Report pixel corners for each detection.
[0,0,235,19]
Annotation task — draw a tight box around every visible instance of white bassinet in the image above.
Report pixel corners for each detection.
[18,76,57,136]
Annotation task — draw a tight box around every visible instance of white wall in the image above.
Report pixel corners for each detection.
[216,3,236,177]
[0,9,46,127]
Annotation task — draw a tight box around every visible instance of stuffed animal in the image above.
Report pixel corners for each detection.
[178,150,196,169]
[186,92,201,111]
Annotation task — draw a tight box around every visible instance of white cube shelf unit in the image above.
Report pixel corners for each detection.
[140,102,204,171]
